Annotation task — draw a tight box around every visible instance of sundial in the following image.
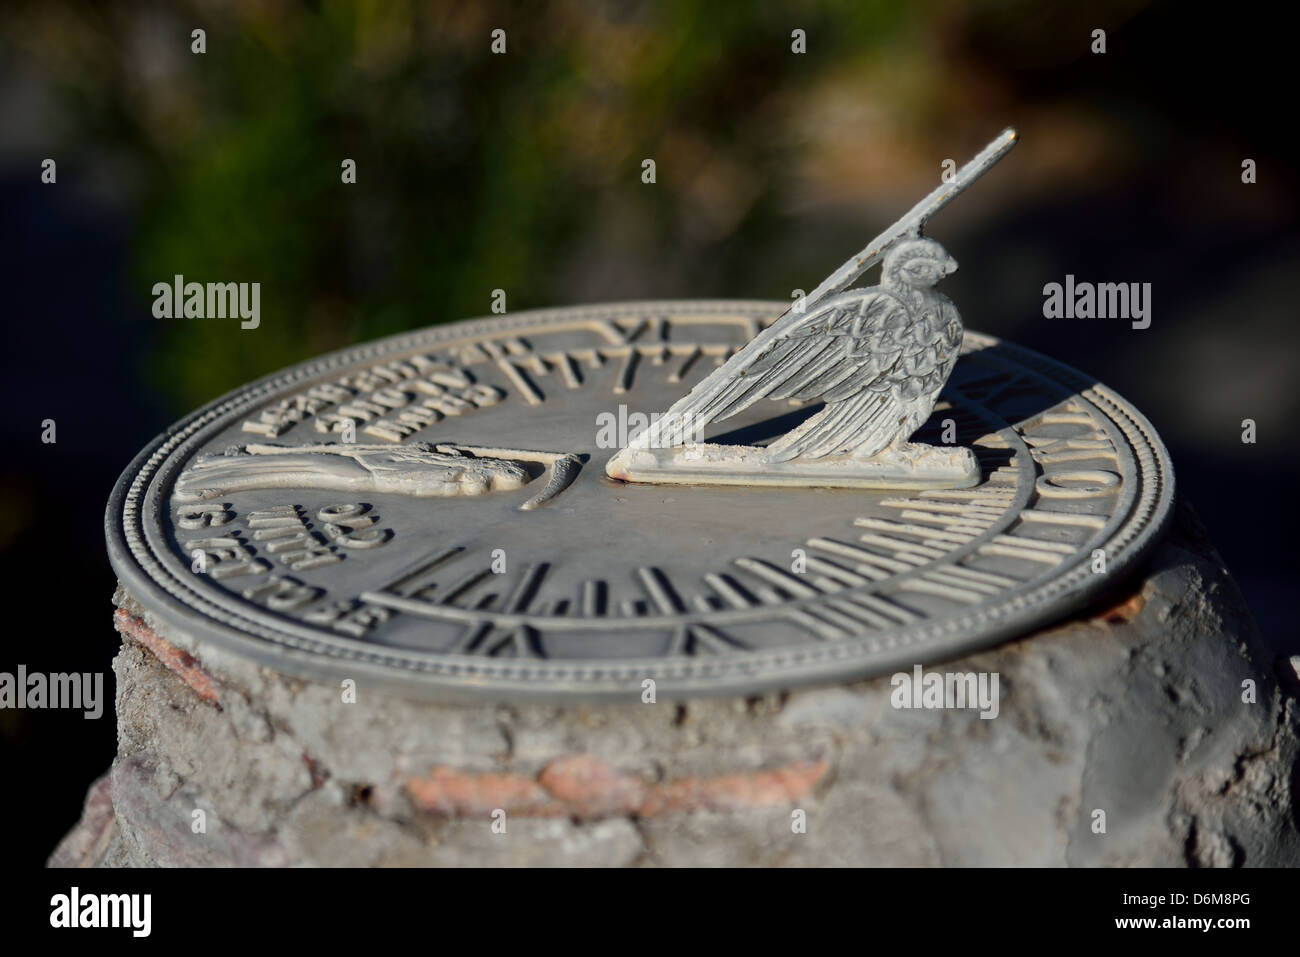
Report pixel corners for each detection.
[106,130,1174,700]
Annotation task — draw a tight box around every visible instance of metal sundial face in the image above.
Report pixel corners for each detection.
[106,300,1174,700]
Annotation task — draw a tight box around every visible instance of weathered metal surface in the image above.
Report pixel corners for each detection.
[105,299,1174,700]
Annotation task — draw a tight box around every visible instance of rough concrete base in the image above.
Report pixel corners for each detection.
[54,500,1300,866]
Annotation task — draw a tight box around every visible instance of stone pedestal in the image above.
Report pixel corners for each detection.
[53,501,1300,867]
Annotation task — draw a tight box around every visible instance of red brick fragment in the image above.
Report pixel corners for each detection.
[537,754,648,817]
[114,607,221,706]
[639,761,829,816]
[1097,590,1146,624]
[405,755,829,820]
[406,767,554,816]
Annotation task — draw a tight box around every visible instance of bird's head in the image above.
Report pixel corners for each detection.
[882,238,957,290]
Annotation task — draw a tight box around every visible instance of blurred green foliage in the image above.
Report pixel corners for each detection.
[6,0,1154,412]
[9,1,929,410]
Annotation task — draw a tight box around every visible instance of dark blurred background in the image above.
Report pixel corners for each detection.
[2,0,1296,865]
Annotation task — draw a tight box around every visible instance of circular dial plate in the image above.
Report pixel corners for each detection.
[107,301,1174,700]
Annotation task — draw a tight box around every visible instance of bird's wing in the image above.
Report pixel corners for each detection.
[646,290,910,447]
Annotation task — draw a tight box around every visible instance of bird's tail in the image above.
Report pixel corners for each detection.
[766,391,896,461]
[626,407,705,451]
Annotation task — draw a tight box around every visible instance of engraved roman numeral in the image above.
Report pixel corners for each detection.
[580,579,607,616]
[898,576,984,604]
[636,566,686,614]
[608,346,640,394]
[733,558,828,598]
[546,351,584,389]
[668,346,700,383]
[807,538,905,576]
[481,340,544,405]
[1019,508,1107,530]
[666,623,747,655]
[446,622,540,657]
[837,593,918,624]
[978,534,1074,565]
[372,546,465,597]
[784,608,850,640]
[703,572,759,608]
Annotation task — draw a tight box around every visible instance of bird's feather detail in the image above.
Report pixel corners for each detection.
[636,243,962,459]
